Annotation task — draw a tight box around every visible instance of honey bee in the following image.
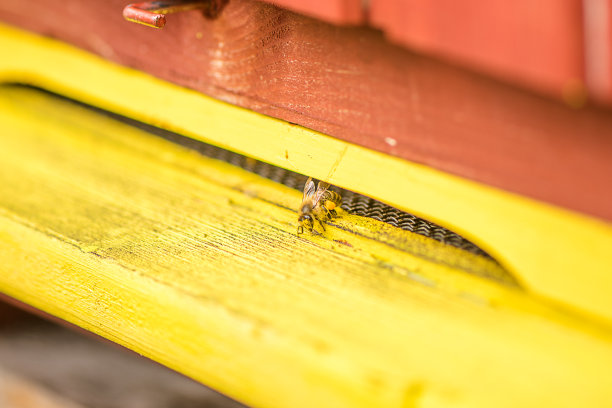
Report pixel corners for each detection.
[297,177,342,234]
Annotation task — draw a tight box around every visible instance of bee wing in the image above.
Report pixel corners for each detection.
[313,181,331,206]
[302,177,316,200]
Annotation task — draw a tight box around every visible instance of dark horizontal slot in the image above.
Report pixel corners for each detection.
[11,84,495,262]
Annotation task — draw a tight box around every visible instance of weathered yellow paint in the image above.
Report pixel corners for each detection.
[1,24,612,324]
[2,84,612,408]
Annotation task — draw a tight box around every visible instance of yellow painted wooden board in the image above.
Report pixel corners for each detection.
[2,85,612,408]
[0,24,611,324]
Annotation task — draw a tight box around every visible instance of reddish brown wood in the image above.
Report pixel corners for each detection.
[370,0,586,102]
[0,299,32,326]
[262,0,364,24]
[1,0,612,222]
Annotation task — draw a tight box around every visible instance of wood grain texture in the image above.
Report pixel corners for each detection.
[1,26,612,324]
[1,0,612,222]
[2,85,612,408]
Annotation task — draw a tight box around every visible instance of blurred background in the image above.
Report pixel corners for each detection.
[0,299,246,408]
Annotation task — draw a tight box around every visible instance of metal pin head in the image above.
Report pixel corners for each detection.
[122,0,227,28]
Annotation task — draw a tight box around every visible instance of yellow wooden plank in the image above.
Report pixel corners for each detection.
[2,85,612,408]
[0,24,611,323]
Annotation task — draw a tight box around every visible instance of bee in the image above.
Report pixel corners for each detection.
[297,177,342,234]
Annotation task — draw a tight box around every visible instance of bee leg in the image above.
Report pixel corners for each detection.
[321,206,334,220]
[317,218,326,232]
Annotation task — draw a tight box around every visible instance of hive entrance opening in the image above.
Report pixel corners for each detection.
[8,84,515,286]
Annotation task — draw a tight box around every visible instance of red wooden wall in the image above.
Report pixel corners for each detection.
[263,0,612,105]
[267,0,364,24]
